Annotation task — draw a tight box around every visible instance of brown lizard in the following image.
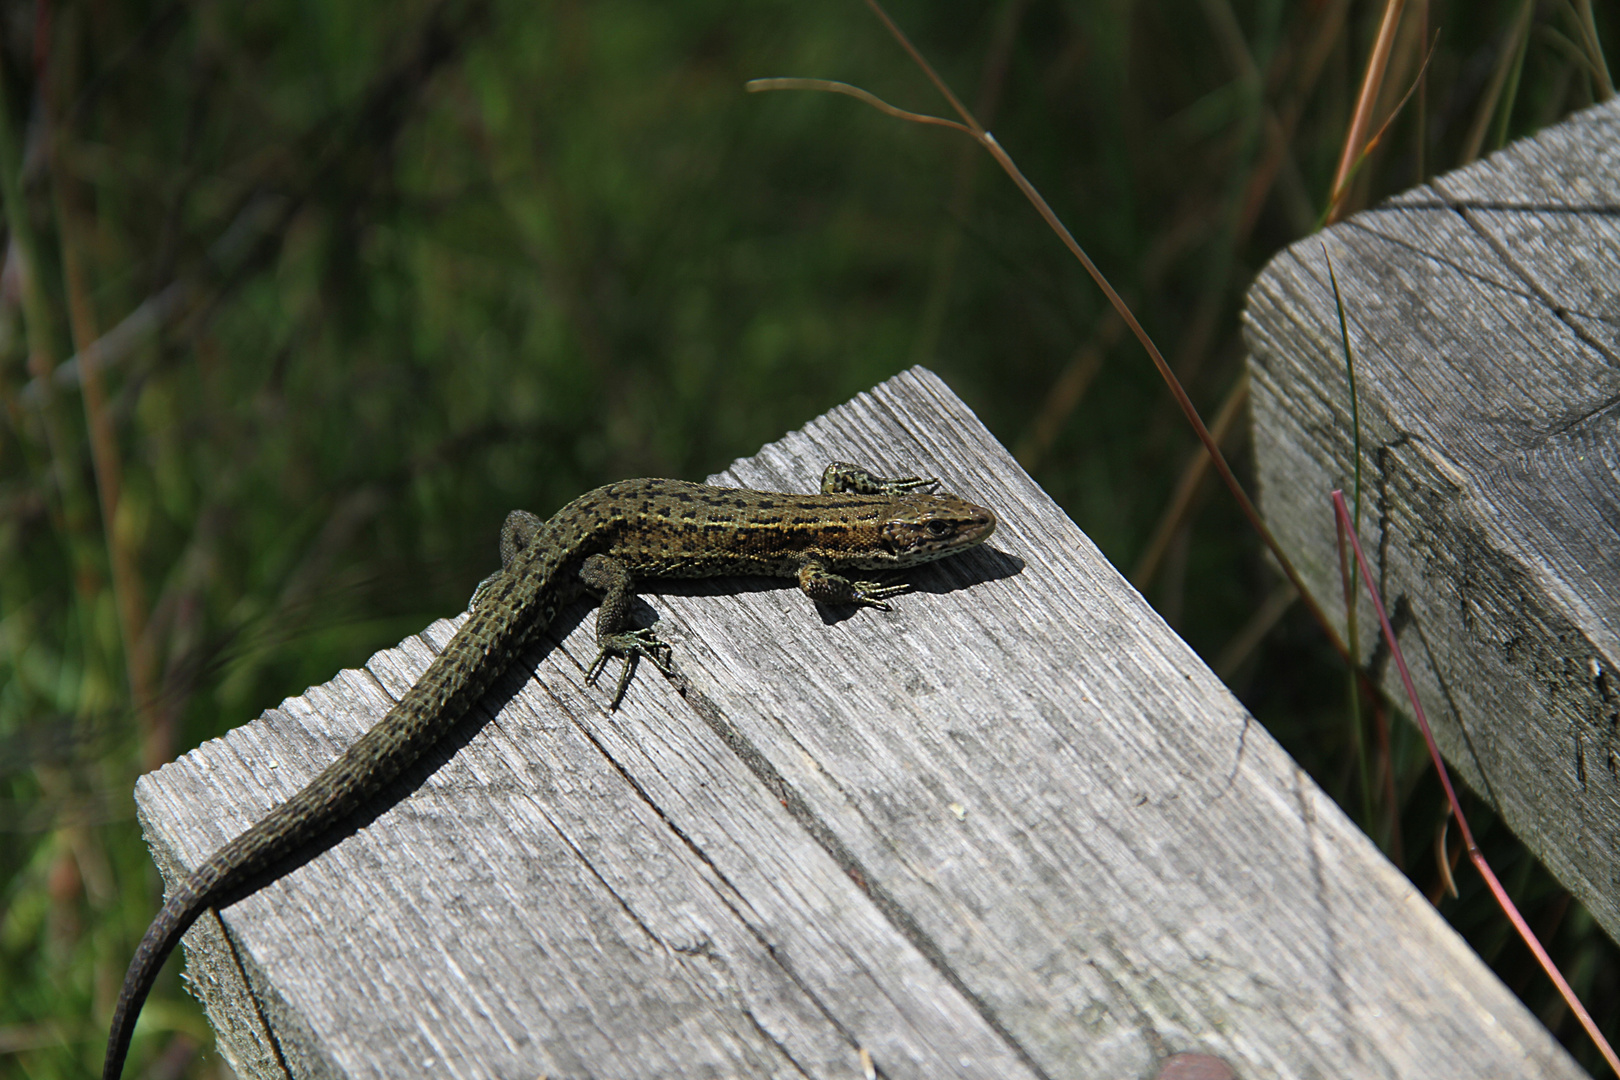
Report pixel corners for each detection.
[104,461,996,1079]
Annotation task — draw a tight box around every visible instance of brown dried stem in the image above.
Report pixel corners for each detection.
[1328,0,1407,224]
[47,27,163,766]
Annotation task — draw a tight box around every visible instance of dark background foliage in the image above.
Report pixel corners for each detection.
[1,1,1614,1075]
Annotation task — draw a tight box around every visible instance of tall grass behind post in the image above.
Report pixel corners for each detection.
[0,7,149,1070]
[761,0,1618,1067]
[1314,4,1614,1059]
[0,2,1615,1077]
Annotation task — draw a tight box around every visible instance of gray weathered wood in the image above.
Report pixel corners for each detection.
[1244,97,1620,945]
[136,367,1581,1079]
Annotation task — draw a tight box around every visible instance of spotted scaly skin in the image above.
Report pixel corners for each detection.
[104,462,995,1080]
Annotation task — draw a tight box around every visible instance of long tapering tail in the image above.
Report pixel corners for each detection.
[102,560,556,1078]
[103,881,207,1080]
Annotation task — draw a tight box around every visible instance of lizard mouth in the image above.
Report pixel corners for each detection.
[880,499,997,562]
[964,503,997,544]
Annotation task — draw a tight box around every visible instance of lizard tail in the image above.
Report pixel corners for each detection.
[103,584,544,1077]
[103,880,207,1080]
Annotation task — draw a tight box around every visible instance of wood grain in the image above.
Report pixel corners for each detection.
[136,367,1580,1079]
[1245,97,1620,944]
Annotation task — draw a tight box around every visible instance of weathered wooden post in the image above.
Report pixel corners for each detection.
[134,368,1580,1078]
[1246,99,1620,945]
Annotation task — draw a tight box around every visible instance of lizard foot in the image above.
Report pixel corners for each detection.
[586,628,675,708]
[849,579,912,611]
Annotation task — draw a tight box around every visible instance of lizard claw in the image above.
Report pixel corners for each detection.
[587,628,674,707]
[851,579,912,611]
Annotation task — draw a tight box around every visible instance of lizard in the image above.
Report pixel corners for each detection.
[104,461,996,1080]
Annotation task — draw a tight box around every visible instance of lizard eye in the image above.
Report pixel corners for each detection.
[926,520,953,537]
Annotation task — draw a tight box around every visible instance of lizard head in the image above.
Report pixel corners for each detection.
[877,493,996,567]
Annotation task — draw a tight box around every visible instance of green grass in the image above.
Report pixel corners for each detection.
[1,1,1614,1076]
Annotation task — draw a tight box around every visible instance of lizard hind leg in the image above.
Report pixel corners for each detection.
[820,461,939,496]
[469,510,548,613]
[500,509,548,567]
[578,553,674,707]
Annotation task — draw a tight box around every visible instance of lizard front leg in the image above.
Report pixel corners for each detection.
[797,557,910,611]
[578,553,674,707]
[820,461,938,496]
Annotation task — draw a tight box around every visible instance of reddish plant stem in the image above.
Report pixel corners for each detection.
[1332,489,1617,1075]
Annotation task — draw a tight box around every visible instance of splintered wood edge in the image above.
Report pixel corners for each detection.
[133,365,1582,1079]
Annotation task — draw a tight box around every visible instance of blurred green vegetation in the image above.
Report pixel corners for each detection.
[0,1,1614,1076]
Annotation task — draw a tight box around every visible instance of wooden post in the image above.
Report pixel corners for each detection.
[1246,99,1620,944]
[135,368,1580,1078]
